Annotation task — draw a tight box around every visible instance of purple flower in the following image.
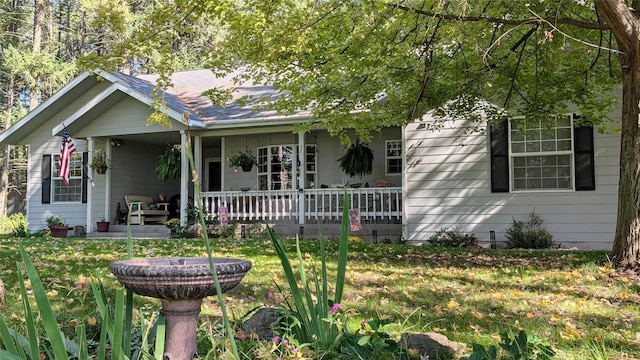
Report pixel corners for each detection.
[272,335,280,344]
[330,303,342,315]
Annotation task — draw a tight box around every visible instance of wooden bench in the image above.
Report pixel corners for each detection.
[124,195,169,225]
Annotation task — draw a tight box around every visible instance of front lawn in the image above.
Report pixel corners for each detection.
[0,236,638,359]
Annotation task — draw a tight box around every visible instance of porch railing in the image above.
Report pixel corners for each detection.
[200,187,402,223]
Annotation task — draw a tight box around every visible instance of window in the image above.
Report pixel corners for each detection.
[303,145,317,187]
[386,140,402,175]
[490,114,595,192]
[257,144,316,190]
[510,117,573,191]
[52,152,83,202]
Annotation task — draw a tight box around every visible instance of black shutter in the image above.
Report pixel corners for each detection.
[574,125,595,191]
[42,155,51,204]
[82,152,88,203]
[490,120,509,192]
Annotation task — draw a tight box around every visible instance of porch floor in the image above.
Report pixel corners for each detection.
[86,224,170,240]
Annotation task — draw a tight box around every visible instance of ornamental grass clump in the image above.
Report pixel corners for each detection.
[267,190,349,350]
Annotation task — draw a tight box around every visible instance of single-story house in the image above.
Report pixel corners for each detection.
[0,69,402,241]
[0,69,620,249]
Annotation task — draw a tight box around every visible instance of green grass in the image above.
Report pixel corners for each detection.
[0,235,638,359]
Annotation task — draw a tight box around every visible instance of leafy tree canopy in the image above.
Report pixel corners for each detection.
[83,0,622,143]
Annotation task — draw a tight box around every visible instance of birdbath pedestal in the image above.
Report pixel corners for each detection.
[109,257,252,360]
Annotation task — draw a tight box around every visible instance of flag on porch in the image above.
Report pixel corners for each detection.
[58,127,76,186]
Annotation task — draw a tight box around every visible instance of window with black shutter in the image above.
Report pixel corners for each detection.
[489,114,595,192]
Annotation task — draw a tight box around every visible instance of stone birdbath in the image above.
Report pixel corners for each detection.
[109,257,252,360]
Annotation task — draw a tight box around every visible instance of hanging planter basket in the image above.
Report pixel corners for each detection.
[338,139,374,178]
[229,148,257,172]
[95,166,108,174]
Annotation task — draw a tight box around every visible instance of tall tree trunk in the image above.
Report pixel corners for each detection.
[596,0,640,268]
[31,0,45,110]
[0,0,22,217]
[0,79,14,217]
[612,54,640,268]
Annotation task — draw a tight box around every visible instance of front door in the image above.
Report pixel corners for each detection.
[207,160,221,191]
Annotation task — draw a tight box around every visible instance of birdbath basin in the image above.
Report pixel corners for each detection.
[109,257,252,360]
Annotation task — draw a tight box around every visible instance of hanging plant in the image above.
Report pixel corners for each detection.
[338,139,374,178]
[155,144,181,181]
[228,148,257,172]
[89,149,109,174]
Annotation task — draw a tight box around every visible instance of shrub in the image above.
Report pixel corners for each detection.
[462,330,555,360]
[505,211,556,249]
[428,226,478,248]
[0,213,28,237]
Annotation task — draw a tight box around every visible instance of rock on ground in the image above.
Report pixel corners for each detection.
[400,332,467,359]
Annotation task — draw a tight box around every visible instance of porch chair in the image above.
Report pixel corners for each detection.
[124,195,169,225]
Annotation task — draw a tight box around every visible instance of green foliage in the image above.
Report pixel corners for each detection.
[46,215,67,229]
[200,1,621,141]
[337,316,400,358]
[428,226,478,248]
[166,205,237,238]
[89,150,109,170]
[0,213,27,237]
[228,148,257,168]
[463,330,555,360]
[155,144,181,181]
[267,190,349,349]
[337,139,374,178]
[505,211,556,249]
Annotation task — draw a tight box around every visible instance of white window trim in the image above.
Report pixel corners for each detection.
[508,116,576,193]
[257,144,317,190]
[385,140,402,176]
[52,152,84,203]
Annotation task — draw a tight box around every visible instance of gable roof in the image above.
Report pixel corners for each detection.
[0,69,310,145]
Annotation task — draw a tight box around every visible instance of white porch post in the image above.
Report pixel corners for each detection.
[180,131,188,226]
[86,138,94,232]
[194,135,203,212]
[298,132,305,224]
[104,141,112,224]
[221,137,226,190]
[401,126,407,242]
[194,135,202,185]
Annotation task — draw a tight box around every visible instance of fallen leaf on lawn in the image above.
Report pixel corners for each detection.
[447,300,459,309]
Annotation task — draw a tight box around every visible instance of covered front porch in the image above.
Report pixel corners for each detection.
[85,126,404,241]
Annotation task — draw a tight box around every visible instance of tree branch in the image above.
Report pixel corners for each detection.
[394,4,609,31]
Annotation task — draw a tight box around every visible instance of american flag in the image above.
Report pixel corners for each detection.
[58,127,77,186]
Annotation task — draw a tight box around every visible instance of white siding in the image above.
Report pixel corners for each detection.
[75,96,187,138]
[26,123,89,232]
[404,119,620,250]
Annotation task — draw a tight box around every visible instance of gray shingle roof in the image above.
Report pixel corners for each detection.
[113,69,299,125]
